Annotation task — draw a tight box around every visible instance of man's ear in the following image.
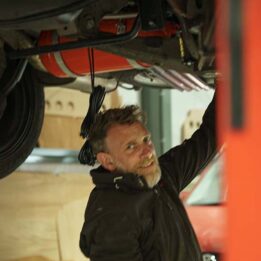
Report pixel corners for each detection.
[96,152,116,171]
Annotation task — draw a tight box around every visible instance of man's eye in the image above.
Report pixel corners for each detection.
[144,136,151,143]
[126,144,135,150]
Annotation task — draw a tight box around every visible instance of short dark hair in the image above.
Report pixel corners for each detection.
[88,105,146,154]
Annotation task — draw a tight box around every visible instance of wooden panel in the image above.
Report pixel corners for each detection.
[3,257,56,261]
[44,88,122,117]
[39,88,122,150]
[57,199,90,261]
[38,116,84,150]
[0,172,94,261]
[181,109,204,141]
[0,207,59,261]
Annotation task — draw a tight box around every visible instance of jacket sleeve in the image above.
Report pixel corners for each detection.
[159,93,217,192]
[80,210,143,261]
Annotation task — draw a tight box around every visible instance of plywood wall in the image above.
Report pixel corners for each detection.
[38,88,122,150]
[38,116,84,150]
[0,171,94,261]
[181,109,204,141]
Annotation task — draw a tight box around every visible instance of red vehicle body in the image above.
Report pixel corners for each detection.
[187,205,226,256]
[184,156,226,260]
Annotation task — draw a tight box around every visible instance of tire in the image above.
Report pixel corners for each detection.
[0,65,45,178]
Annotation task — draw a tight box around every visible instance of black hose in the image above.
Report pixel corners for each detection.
[78,138,96,166]
[78,46,106,166]
[78,85,106,166]
[80,85,106,138]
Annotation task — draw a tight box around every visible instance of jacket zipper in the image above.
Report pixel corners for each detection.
[154,187,198,260]
[153,187,173,211]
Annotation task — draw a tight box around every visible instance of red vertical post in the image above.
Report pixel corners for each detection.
[216,0,261,260]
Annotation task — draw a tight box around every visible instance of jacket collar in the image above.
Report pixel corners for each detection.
[90,165,150,191]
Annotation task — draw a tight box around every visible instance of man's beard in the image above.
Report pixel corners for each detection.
[143,166,161,188]
[114,156,161,188]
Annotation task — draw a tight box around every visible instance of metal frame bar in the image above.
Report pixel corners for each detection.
[8,16,141,60]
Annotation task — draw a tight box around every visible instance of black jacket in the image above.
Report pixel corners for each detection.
[80,96,216,261]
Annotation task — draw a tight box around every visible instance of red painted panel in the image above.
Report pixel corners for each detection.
[186,206,226,254]
[216,0,261,260]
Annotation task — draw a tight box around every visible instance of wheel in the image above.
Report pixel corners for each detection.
[0,64,45,178]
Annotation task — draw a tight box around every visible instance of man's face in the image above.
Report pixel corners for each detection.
[102,122,161,188]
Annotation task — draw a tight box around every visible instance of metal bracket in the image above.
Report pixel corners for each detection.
[137,0,165,31]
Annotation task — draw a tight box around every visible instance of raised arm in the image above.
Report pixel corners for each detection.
[159,93,217,192]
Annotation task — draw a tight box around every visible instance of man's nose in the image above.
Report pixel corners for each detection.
[140,143,153,158]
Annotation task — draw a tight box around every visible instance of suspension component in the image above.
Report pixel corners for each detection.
[37,17,177,78]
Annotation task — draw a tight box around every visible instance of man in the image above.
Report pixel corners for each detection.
[80,95,216,261]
